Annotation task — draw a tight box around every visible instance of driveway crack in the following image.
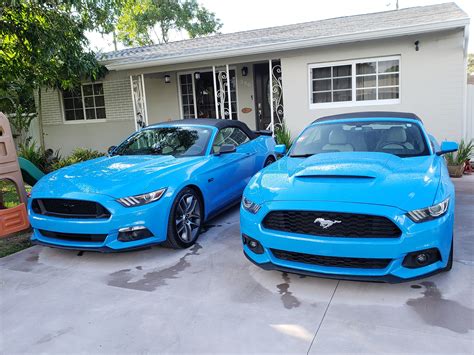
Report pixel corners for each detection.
[307,280,340,354]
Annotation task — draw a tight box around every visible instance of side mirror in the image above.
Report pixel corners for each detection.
[275,144,286,155]
[108,146,117,155]
[217,144,236,155]
[436,141,458,156]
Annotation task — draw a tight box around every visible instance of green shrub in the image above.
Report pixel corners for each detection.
[445,139,473,165]
[52,148,105,170]
[274,123,293,149]
[17,141,61,173]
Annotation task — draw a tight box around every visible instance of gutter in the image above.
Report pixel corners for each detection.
[103,18,470,71]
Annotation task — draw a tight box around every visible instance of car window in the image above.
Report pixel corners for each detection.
[290,121,429,158]
[114,126,212,157]
[212,127,250,153]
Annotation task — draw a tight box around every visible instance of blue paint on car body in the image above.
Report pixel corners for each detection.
[29,119,276,251]
[240,112,456,282]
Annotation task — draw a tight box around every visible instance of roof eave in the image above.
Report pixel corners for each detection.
[103,18,469,71]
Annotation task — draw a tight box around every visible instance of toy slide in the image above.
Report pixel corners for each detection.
[18,157,45,186]
[0,112,30,237]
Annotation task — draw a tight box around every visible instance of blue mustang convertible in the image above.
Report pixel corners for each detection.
[29,119,276,251]
[241,112,458,283]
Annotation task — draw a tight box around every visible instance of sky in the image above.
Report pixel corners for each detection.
[87,0,474,53]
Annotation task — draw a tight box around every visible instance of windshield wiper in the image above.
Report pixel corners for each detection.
[290,153,316,158]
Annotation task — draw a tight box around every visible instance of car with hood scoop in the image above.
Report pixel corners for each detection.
[28,119,276,251]
[240,112,458,282]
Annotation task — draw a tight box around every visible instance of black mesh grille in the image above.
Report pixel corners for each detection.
[271,249,391,269]
[263,210,401,238]
[39,229,107,242]
[32,199,111,219]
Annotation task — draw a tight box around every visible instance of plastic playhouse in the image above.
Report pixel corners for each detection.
[0,112,31,237]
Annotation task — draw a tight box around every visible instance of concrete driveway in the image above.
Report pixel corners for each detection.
[1,177,473,354]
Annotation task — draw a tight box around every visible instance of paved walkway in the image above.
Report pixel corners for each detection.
[1,177,473,354]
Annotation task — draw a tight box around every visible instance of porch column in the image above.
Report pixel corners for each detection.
[212,66,219,119]
[130,74,149,130]
[268,59,284,132]
[268,60,275,133]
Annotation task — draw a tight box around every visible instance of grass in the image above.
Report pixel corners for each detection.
[0,231,32,258]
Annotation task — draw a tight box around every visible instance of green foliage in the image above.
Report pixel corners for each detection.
[51,148,105,170]
[445,139,473,165]
[1,1,107,92]
[116,0,222,46]
[274,124,293,149]
[18,141,61,173]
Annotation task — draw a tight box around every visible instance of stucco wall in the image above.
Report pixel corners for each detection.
[280,29,467,142]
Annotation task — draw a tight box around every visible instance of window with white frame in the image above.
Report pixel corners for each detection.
[310,56,400,107]
[63,83,106,121]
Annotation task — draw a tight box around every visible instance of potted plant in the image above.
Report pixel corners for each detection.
[445,139,473,178]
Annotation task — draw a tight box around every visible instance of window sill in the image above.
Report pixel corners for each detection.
[309,98,400,110]
[63,119,108,124]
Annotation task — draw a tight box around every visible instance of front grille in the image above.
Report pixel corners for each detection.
[263,210,401,238]
[39,229,107,243]
[271,249,391,269]
[32,199,111,219]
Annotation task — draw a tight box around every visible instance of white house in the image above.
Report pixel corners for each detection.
[36,3,470,154]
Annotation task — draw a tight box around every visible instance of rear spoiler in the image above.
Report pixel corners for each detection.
[254,130,272,136]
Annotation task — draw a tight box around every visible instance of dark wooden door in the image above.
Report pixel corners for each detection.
[253,63,271,130]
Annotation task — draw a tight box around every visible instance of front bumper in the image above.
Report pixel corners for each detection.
[240,200,454,283]
[28,192,172,251]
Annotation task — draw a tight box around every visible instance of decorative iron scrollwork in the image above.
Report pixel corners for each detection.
[131,75,148,130]
[271,60,284,129]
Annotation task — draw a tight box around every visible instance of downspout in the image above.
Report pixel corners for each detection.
[37,88,45,151]
[462,24,470,141]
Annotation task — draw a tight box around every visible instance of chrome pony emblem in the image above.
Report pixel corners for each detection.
[313,218,341,229]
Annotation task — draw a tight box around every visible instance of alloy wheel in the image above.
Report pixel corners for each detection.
[175,193,201,243]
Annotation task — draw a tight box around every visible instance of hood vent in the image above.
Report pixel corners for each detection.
[295,174,375,180]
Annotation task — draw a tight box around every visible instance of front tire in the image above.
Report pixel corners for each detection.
[163,187,203,249]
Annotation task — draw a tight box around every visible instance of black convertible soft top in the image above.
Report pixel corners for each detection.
[151,118,257,139]
[313,111,423,124]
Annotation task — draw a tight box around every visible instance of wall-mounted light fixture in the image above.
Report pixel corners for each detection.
[414,40,420,51]
[164,74,171,84]
[194,72,201,80]
[241,66,248,77]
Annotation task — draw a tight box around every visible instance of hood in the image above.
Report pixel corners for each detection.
[247,152,440,211]
[33,155,204,198]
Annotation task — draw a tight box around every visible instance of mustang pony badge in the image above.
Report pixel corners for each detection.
[313,218,342,229]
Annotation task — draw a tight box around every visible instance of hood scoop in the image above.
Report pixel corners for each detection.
[295,174,375,180]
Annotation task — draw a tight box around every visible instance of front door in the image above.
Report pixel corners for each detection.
[253,63,271,131]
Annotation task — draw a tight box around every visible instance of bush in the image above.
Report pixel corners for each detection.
[17,141,61,173]
[445,139,473,165]
[51,148,105,170]
[274,123,293,149]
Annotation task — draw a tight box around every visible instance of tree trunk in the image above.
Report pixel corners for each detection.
[37,88,45,151]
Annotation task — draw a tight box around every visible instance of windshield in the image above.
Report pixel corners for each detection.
[290,121,430,158]
[114,126,212,157]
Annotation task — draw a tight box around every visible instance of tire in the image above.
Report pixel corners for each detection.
[264,156,276,167]
[444,237,453,272]
[162,187,203,249]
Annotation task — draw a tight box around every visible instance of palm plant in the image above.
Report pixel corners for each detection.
[274,123,293,149]
[445,139,473,165]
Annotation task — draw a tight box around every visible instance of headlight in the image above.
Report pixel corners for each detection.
[117,188,167,207]
[242,197,261,214]
[407,198,450,223]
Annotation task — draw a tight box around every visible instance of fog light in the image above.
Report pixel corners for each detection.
[118,226,153,242]
[242,234,264,254]
[416,253,428,264]
[402,248,441,269]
